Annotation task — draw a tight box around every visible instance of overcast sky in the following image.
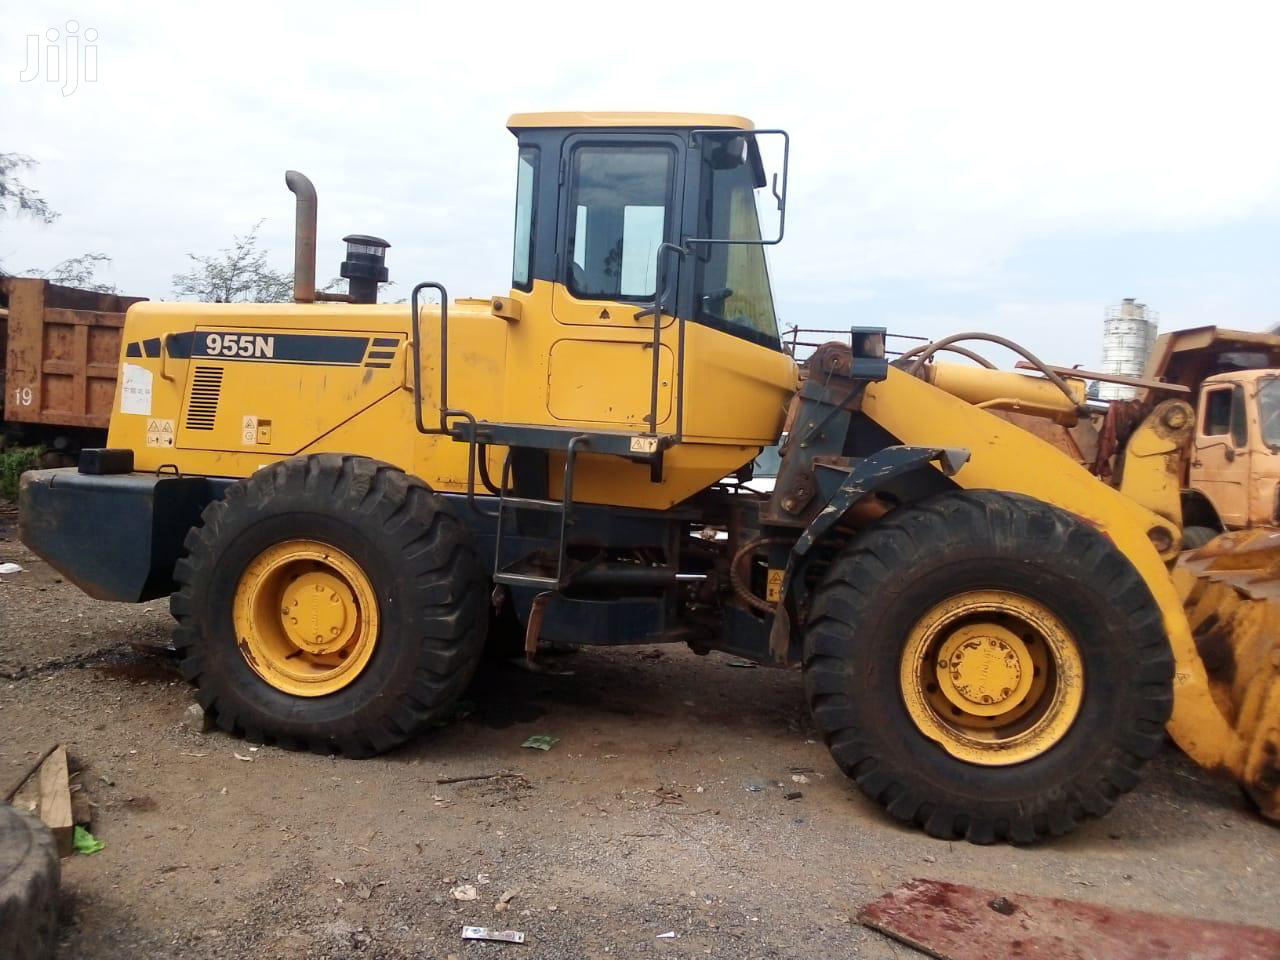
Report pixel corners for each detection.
[3,1,1278,368]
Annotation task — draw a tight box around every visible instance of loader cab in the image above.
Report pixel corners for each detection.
[490,113,799,508]
[506,112,786,349]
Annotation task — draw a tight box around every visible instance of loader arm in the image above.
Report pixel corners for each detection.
[861,366,1247,775]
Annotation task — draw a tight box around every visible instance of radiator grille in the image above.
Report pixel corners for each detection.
[184,365,224,431]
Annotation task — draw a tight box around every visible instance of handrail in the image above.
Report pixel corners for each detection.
[409,280,450,434]
[635,243,688,440]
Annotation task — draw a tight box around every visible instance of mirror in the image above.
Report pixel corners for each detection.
[686,128,789,247]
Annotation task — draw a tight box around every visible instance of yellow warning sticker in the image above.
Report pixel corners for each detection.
[145,418,175,448]
[241,415,258,446]
[766,568,784,603]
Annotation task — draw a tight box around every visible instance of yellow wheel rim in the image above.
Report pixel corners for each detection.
[232,539,379,697]
[899,590,1084,766]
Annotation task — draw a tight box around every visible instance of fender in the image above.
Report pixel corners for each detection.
[766,445,968,660]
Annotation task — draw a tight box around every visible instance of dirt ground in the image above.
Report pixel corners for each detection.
[1,499,1277,959]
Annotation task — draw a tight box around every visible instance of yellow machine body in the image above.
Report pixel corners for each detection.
[108,291,794,512]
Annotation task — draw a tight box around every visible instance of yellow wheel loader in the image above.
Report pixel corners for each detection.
[17,113,1277,842]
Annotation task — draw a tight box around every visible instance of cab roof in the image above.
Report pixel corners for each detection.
[507,111,754,132]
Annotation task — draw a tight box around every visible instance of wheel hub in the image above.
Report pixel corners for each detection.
[899,589,1085,766]
[280,571,358,655]
[936,623,1033,717]
[232,539,380,697]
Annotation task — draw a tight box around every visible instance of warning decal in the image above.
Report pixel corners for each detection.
[145,418,175,448]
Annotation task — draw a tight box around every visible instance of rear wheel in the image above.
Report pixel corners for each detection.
[803,490,1173,843]
[172,454,487,756]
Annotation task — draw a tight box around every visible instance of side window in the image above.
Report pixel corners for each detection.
[1203,386,1248,447]
[565,145,673,301]
[1203,388,1233,437]
[511,146,538,290]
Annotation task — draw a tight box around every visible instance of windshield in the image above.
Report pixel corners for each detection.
[1257,377,1280,448]
[694,135,780,347]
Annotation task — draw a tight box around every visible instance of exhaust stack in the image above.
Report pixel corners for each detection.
[284,170,317,303]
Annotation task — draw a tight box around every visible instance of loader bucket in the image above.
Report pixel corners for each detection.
[1172,528,1280,820]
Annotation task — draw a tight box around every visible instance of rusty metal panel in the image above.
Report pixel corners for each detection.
[859,878,1280,960]
[1,277,145,431]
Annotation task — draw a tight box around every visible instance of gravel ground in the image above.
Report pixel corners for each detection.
[1,499,1277,959]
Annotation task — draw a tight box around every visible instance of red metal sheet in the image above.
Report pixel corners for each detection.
[859,878,1280,960]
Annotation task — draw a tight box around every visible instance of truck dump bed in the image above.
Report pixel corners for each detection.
[1,277,145,433]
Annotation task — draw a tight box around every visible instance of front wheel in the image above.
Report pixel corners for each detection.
[803,490,1173,843]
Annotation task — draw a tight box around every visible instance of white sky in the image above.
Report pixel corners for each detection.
[3,0,1279,368]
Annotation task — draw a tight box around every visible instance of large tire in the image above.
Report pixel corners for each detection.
[0,805,59,960]
[172,454,487,756]
[804,490,1174,843]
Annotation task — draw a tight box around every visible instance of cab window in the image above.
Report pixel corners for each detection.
[565,145,673,301]
[511,146,538,290]
[692,137,781,348]
[1203,385,1248,447]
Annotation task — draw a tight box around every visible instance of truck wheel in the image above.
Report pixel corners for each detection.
[171,455,487,757]
[0,804,59,960]
[803,490,1173,843]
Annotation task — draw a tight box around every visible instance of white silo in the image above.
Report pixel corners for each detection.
[1098,299,1158,401]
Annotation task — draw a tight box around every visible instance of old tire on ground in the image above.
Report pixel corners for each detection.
[0,804,59,960]
[1181,525,1218,550]
[172,454,487,757]
[804,490,1174,843]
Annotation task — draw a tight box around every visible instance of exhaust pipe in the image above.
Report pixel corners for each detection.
[285,170,317,304]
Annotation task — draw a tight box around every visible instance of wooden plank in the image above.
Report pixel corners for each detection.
[860,879,1280,960]
[36,745,73,857]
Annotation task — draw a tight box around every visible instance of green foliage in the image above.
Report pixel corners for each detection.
[0,446,42,500]
[25,252,117,293]
[0,153,57,224]
[171,221,293,303]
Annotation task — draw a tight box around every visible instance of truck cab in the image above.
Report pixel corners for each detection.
[1190,369,1280,529]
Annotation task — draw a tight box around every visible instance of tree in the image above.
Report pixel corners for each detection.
[0,153,57,224]
[25,252,116,293]
[1,153,115,292]
[171,221,293,303]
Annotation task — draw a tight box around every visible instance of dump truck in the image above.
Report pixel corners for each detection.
[1007,325,1280,545]
[0,276,146,453]
[18,113,1278,842]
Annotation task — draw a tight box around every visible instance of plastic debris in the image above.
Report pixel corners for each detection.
[72,825,105,855]
[725,657,757,668]
[0,562,24,575]
[462,926,525,944]
[452,884,479,901]
[521,734,559,751]
[657,931,678,939]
